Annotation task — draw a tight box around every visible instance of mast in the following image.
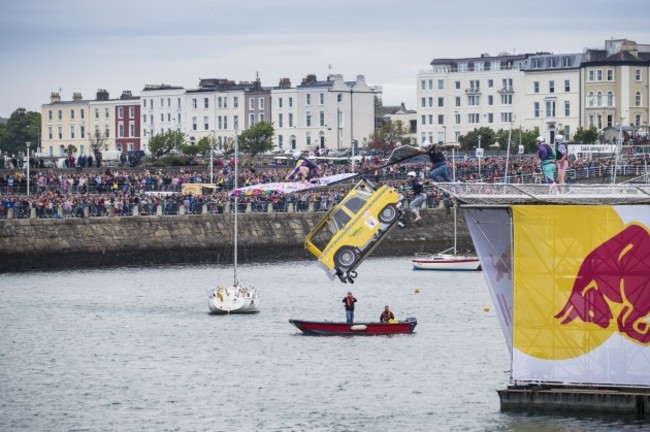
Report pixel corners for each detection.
[234,118,239,285]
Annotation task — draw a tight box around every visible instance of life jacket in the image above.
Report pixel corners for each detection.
[541,143,556,163]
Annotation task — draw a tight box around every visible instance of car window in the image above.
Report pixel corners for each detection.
[343,195,368,214]
[332,208,351,230]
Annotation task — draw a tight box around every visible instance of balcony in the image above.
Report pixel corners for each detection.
[497,86,514,94]
[465,88,481,95]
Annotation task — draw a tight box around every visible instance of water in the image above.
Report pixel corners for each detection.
[0,257,646,432]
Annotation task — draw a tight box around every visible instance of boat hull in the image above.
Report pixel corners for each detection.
[412,254,481,271]
[289,318,417,336]
[208,287,260,314]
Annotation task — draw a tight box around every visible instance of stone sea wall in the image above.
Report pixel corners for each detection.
[0,208,474,273]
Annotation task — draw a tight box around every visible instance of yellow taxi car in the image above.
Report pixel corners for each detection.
[304,179,403,283]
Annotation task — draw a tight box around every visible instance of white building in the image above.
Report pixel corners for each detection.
[140,84,186,149]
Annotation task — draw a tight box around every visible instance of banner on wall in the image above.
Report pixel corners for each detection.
[511,205,650,387]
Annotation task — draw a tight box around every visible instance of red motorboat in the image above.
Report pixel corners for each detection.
[289,317,417,336]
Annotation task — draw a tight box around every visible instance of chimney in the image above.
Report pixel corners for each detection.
[301,74,317,85]
[96,89,109,101]
[73,92,83,101]
[120,90,133,99]
[50,92,61,103]
[278,78,292,89]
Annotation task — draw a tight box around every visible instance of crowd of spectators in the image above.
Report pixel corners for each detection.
[1,151,648,220]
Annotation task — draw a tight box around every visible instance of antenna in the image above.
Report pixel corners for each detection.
[328,63,332,76]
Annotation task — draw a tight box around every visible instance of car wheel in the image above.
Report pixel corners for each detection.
[378,204,399,224]
[334,246,358,269]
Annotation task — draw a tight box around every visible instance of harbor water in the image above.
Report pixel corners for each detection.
[1,257,647,431]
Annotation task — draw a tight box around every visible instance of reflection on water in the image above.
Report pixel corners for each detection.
[0,257,645,431]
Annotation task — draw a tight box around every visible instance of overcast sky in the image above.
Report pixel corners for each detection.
[1,0,649,118]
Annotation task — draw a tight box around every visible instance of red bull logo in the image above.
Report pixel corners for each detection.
[554,224,650,345]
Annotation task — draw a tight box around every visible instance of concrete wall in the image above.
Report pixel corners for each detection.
[0,208,473,273]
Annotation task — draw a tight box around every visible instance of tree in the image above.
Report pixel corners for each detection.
[238,121,275,156]
[367,119,411,153]
[88,130,108,155]
[573,126,598,144]
[0,108,41,155]
[495,127,539,154]
[148,129,186,158]
[458,127,497,151]
[195,136,212,156]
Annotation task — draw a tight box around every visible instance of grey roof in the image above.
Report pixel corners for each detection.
[521,53,584,71]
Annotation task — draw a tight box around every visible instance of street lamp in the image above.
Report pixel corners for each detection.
[210,130,216,184]
[477,135,483,179]
[25,141,31,196]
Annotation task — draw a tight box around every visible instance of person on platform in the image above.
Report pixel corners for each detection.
[425,143,454,182]
[555,134,568,189]
[406,171,426,223]
[285,150,318,182]
[536,135,557,186]
[342,291,357,323]
[379,305,395,323]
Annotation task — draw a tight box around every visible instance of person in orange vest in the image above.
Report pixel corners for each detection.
[379,305,395,323]
[342,291,357,323]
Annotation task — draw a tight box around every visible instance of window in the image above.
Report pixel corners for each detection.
[469,80,480,91]
[635,92,642,107]
[564,80,570,92]
[48,110,52,120]
[501,112,513,123]
[547,57,556,68]
[70,125,75,139]
[438,114,444,125]
[305,94,311,106]
[428,97,433,107]
[534,102,540,117]
[421,97,426,108]
[562,57,572,67]
[533,81,539,93]
[143,99,147,108]
[117,107,123,119]
[288,97,293,107]
[177,98,181,108]
[319,111,325,126]
[500,94,512,105]
[549,81,555,93]
[319,93,324,105]
[70,109,75,120]
[588,70,595,81]
[233,96,238,108]
[192,98,197,109]
[204,98,209,108]
[80,126,84,138]
[468,95,479,106]
[249,113,255,126]
[80,109,84,119]
[58,126,62,139]
[564,101,570,116]
[259,113,265,122]
[455,96,461,107]
[218,116,223,129]
[532,58,541,69]
[487,113,494,123]
[421,115,426,125]
[545,100,556,118]
[437,97,444,107]
[306,112,312,127]
[488,79,493,88]
[337,94,342,103]
[305,132,311,146]
[142,114,146,124]
[129,107,134,118]
[129,122,135,137]
[421,80,426,90]
[607,69,614,81]
[249,98,255,109]
[259,98,265,110]
[118,124,124,137]
[217,97,223,108]
[278,97,283,108]
[288,113,294,127]
[635,69,642,81]
[596,70,603,81]
[588,92,594,107]
[438,79,444,90]
[488,95,493,106]
[192,117,197,131]
[455,81,460,90]
[468,113,480,124]
[454,113,460,124]
[428,115,433,125]
[607,91,614,106]
[57,110,62,120]
[596,91,603,106]
[204,116,209,130]
[428,80,433,90]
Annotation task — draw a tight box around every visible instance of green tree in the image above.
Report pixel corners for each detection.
[0,108,41,155]
[458,127,497,151]
[195,136,212,156]
[148,129,186,158]
[367,119,411,153]
[573,126,599,144]
[238,121,275,156]
[495,127,540,154]
[180,143,199,156]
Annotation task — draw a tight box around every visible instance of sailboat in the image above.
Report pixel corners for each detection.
[411,143,481,271]
[208,120,260,314]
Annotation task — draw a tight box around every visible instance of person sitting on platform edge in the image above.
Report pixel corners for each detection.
[342,292,357,323]
[424,142,454,182]
[379,305,395,323]
[285,150,318,182]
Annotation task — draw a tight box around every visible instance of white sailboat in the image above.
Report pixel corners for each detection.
[412,144,481,271]
[208,120,260,314]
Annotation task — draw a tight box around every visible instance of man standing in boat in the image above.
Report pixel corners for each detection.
[342,292,357,323]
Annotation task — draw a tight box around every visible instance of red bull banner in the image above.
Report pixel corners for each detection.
[512,205,650,387]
